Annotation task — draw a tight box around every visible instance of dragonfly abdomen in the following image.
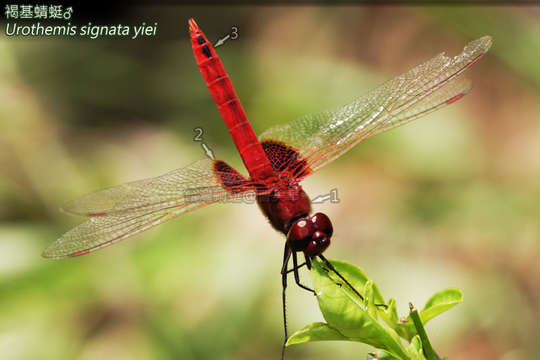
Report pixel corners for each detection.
[189,19,274,181]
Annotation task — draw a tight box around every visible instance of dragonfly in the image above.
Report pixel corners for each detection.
[44,18,491,354]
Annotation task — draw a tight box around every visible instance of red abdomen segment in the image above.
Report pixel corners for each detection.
[189,19,274,181]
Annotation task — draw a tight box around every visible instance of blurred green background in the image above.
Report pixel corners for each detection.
[1,5,539,360]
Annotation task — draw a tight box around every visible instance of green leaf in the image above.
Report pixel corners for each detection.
[311,259,409,360]
[397,322,416,342]
[379,298,412,340]
[286,322,349,346]
[398,288,463,341]
[365,280,378,319]
[406,335,427,360]
[316,259,385,303]
[421,288,463,323]
[368,350,401,360]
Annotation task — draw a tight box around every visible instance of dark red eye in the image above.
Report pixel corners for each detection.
[304,240,319,257]
[311,212,333,237]
[304,231,331,257]
[287,219,315,252]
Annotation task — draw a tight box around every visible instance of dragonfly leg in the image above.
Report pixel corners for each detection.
[292,251,315,294]
[318,254,364,301]
[281,244,292,287]
[285,253,312,273]
[286,262,306,273]
[280,244,292,360]
[317,255,388,309]
[304,253,312,270]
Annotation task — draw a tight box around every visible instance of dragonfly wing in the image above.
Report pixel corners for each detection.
[43,206,202,259]
[62,159,249,216]
[45,159,253,259]
[367,77,472,137]
[259,36,492,175]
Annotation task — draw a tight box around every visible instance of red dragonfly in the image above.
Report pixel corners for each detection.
[44,17,491,348]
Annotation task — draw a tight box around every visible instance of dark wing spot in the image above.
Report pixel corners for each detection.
[202,45,212,58]
[261,140,311,179]
[197,35,205,45]
[213,160,248,194]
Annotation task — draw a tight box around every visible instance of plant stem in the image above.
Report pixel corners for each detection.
[409,302,441,360]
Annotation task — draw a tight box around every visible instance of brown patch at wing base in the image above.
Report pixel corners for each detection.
[213,160,249,194]
[261,140,311,179]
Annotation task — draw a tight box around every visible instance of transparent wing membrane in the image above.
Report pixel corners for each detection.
[368,77,472,137]
[45,159,251,259]
[44,207,197,259]
[62,159,242,216]
[260,36,492,174]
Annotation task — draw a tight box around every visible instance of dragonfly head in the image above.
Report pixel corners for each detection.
[286,212,333,257]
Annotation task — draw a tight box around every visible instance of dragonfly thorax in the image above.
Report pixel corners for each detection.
[256,185,311,235]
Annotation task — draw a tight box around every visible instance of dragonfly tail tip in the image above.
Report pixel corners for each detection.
[188,18,199,33]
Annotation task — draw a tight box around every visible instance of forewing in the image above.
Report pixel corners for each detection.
[62,159,247,216]
[259,36,492,175]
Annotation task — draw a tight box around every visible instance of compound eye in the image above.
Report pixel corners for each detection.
[311,212,333,237]
[304,232,331,257]
[304,240,318,257]
[286,219,315,252]
[313,230,330,248]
